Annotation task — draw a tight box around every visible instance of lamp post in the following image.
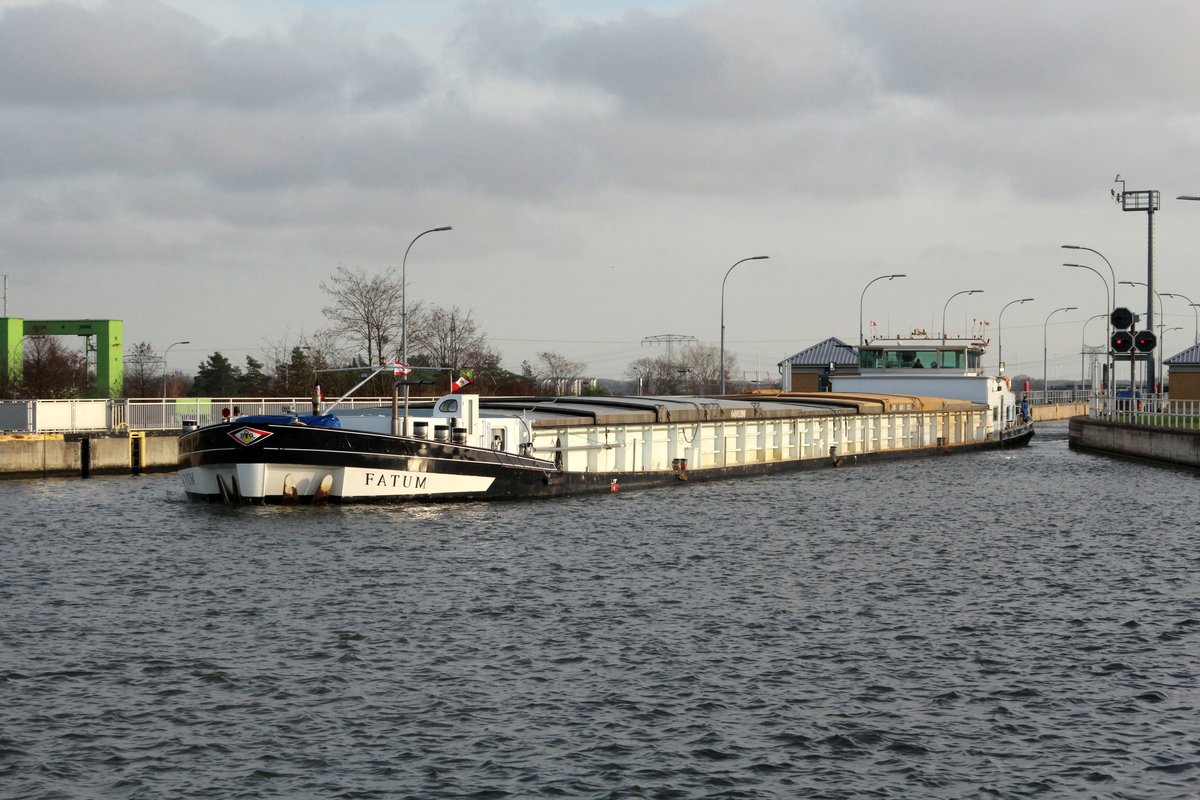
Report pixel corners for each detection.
[1159,325,1182,395]
[997,297,1034,374]
[1043,306,1076,403]
[941,289,983,344]
[1081,313,1106,393]
[400,226,452,432]
[719,255,769,395]
[162,340,190,400]
[1160,292,1198,345]
[1062,263,1110,323]
[1061,245,1116,311]
[1064,262,1114,399]
[859,273,906,346]
[1062,245,1118,405]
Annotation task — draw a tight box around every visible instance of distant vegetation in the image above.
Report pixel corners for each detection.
[6,265,741,399]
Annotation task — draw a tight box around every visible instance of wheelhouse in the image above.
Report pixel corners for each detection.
[858,337,986,374]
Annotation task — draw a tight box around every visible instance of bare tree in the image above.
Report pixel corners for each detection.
[681,343,724,393]
[124,341,161,397]
[259,330,344,396]
[623,343,726,395]
[320,265,406,368]
[536,351,586,395]
[625,356,676,394]
[408,306,499,369]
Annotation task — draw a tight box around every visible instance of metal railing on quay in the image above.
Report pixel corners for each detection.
[1087,395,1200,430]
[1029,389,1098,406]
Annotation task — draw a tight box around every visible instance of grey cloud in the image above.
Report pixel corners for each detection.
[0,105,332,189]
[456,0,873,120]
[541,11,724,114]
[0,0,426,108]
[847,0,1200,114]
[454,0,548,75]
[336,102,599,200]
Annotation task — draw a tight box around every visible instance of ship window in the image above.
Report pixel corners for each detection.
[938,351,964,369]
[859,349,883,368]
[437,398,460,414]
[910,350,936,368]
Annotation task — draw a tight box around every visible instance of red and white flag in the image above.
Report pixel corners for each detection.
[451,371,474,392]
[392,362,411,377]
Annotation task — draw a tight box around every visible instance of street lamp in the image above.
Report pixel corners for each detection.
[1061,245,1116,311]
[997,297,1034,374]
[859,273,906,346]
[1064,262,1114,397]
[162,340,190,400]
[401,226,452,432]
[941,289,983,344]
[1063,263,1111,322]
[1160,292,1199,345]
[1081,313,1106,393]
[1062,245,1118,405]
[1043,306,1076,403]
[719,255,769,394]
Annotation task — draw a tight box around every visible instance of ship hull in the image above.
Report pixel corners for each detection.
[179,419,1034,504]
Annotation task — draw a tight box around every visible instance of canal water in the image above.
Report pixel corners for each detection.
[2,421,1198,799]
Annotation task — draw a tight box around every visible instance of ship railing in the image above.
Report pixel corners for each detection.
[122,397,394,432]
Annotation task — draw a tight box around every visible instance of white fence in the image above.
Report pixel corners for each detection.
[0,397,395,433]
[0,399,113,432]
[1088,396,1200,430]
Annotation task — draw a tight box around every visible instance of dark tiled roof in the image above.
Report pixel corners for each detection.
[1165,342,1200,366]
[778,337,858,368]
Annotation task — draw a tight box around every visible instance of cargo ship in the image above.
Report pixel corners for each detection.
[178,336,1033,503]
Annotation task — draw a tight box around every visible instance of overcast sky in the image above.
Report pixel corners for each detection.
[3,0,1200,384]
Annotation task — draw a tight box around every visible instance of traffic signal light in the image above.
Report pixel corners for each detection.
[1134,330,1157,352]
[1111,330,1134,353]
[1110,307,1134,329]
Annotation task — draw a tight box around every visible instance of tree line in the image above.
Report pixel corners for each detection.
[4,264,744,399]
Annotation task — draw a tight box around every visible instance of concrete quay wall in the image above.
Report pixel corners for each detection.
[1069,417,1200,470]
[0,433,178,478]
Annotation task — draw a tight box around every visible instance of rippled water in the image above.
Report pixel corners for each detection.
[2,421,1199,799]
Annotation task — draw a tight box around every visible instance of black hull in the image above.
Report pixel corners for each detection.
[179,421,1035,505]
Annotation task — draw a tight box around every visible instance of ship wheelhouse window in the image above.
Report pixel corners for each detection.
[881,349,940,368]
[938,350,965,369]
[909,350,936,368]
[859,349,883,368]
[437,398,460,414]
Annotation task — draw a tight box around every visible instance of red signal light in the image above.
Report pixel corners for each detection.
[1111,331,1134,353]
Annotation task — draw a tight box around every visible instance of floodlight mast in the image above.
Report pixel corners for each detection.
[1114,182,1160,395]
